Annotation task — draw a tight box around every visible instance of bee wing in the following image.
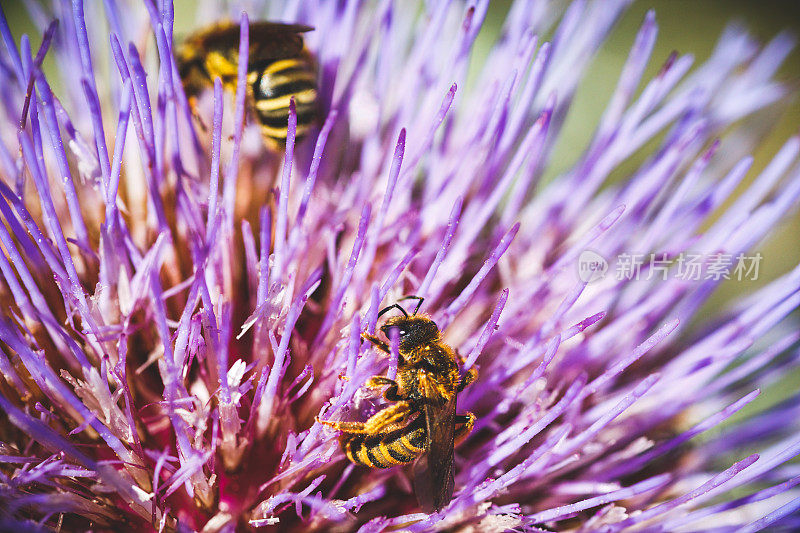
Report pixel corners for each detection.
[190,21,313,61]
[249,21,315,34]
[248,21,313,61]
[412,396,456,512]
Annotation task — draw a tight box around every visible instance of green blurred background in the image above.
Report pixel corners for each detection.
[477,0,800,311]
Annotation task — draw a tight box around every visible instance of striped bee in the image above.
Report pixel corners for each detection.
[319,296,477,512]
[177,21,318,146]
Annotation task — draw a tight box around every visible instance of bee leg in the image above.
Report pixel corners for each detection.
[361,332,390,354]
[317,402,411,434]
[366,376,403,401]
[458,367,478,392]
[317,417,367,433]
[363,401,412,433]
[454,412,475,444]
[188,97,211,133]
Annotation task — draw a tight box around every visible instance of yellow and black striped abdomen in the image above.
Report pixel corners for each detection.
[250,57,318,143]
[344,423,427,469]
[176,21,318,148]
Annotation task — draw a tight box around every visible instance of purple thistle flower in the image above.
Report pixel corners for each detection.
[0,0,799,531]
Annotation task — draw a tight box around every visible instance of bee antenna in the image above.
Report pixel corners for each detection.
[399,295,424,315]
[378,303,408,319]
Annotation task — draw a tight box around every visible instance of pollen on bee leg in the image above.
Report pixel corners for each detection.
[361,332,390,354]
[362,401,411,433]
[455,413,475,445]
[458,367,478,392]
[365,376,395,388]
[316,417,367,434]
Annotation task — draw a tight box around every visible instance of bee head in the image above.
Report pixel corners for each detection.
[381,315,440,352]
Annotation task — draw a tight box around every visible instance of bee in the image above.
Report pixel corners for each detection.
[319,296,478,512]
[176,20,318,146]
